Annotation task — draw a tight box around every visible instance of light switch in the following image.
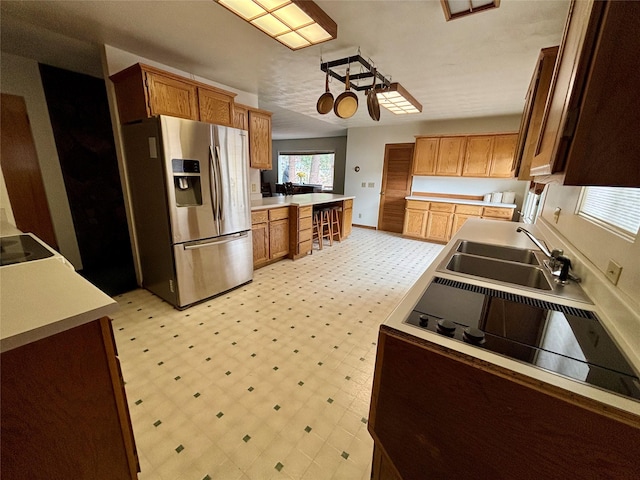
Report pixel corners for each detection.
[368,182,375,188]
[361,182,366,188]
[605,260,622,285]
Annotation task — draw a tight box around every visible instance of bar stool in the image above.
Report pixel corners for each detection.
[329,206,342,242]
[313,207,332,250]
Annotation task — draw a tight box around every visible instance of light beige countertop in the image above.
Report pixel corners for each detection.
[251,193,355,211]
[383,218,640,415]
[1,237,117,353]
[405,195,516,208]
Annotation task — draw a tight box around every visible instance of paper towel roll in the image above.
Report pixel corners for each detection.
[491,192,503,203]
[502,191,515,204]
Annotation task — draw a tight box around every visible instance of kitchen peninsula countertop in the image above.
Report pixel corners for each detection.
[251,193,355,211]
[405,195,516,208]
[0,244,117,353]
[384,218,640,416]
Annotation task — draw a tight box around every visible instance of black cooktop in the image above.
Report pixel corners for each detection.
[0,234,55,266]
[405,277,640,401]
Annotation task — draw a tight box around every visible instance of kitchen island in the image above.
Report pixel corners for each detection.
[1,236,139,479]
[368,219,640,479]
[250,193,354,268]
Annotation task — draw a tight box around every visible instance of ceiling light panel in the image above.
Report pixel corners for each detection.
[216,0,337,50]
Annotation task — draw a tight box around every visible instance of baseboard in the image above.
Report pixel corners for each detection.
[353,224,377,230]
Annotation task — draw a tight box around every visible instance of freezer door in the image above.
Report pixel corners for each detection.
[211,125,252,235]
[160,116,219,242]
[173,231,253,308]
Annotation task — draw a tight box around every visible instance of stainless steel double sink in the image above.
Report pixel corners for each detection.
[436,240,592,303]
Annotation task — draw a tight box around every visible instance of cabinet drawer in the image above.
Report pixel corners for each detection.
[429,202,455,213]
[269,207,289,221]
[455,204,483,215]
[406,200,430,211]
[299,216,313,232]
[299,239,312,254]
[299,228,312,242]
[482,207,513,219]
[299,206,313,218]
[251,211,268,224]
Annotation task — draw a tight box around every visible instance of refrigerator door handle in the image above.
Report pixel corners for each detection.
[183,231,249,250]
[215,145,224,221]
[208,146,219,222]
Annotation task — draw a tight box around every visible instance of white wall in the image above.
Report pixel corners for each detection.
[344,115,528,227]
[539,183,640,307]
[0,52,83,267]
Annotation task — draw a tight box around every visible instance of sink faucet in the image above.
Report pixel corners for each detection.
[516,227,575,283]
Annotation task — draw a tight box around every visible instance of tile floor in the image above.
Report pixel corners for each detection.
[112,228,443,480]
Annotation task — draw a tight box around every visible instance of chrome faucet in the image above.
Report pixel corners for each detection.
[516,227,576,283]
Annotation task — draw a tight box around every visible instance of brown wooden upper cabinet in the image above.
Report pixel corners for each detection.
[413,133,516,178]
[520,0,640,187]
[248,108,273,170]
[110,63,236,126]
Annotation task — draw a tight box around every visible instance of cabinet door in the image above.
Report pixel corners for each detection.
[249,110,272,169]
[436,136,465,176]
[451,213,478,237]
[412,137,438,175]
[233,104,249,130]
[530,0,600,176]
[145,71,198,120]
[252,222,269,266]
[490,134,517,178]
[198,87,233,126]
[462,136,493,177]
[403,209,428,238]
[425,211,453,242]
[269,218,289,259]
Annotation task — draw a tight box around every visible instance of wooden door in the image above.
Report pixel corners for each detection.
[402,209,428,238]
[436,136,466,176]
[412,137,438,175]
[463,135,494,177]
[233,103,249,130]
[378,143,414,233]
[0,94,57,248]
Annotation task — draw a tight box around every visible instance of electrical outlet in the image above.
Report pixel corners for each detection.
[605,260,622,285]
[358,213,362,218]
[251,183,257,193]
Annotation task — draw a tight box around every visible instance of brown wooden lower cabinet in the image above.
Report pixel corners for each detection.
[368,326,640,480]
[1,317,139,479]
[402,200,513,243]
[251,207,289,268]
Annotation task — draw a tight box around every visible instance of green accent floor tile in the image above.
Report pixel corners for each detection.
[275,462,284,472]
[243,434,251,443]
[194,392,201,398]
[216,412,224,418]
[225,371,231,376]
[327,398,334,404]
[248,386,254,392]
[153,420,162,427]
[304,426,312,433]
[341,451,349,460]
[135,399,143,405]
[274,404,281,411]
[176,444,184,453]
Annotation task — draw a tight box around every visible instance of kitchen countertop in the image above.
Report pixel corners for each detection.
[1,234,117,353]
[405,195,516,208]
[251,193,355,211]
[384,218,640,415]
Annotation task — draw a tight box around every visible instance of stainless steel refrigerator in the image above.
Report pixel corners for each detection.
[122,116,253,308]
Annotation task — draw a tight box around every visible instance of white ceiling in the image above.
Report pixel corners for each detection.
[0,0,570,140]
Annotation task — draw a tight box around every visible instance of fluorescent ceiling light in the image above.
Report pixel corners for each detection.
[375,83,422,115]
[441,0,500,21]
[216,0,337,50]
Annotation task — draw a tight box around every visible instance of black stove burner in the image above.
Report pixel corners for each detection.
[405,277,640,401]
[0,235,55,266]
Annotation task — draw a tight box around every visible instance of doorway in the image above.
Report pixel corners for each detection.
[377,143,414,233]
[38,64,136,296]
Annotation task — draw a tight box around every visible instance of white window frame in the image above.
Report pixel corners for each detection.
[576,187,640,241]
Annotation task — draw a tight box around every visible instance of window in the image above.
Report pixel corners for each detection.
[577,187,640,239]
[278,151,335,191]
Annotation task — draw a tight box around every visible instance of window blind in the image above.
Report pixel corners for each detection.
[578,187,640,238]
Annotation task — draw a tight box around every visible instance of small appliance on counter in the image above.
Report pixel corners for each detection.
[0,233,74,270]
